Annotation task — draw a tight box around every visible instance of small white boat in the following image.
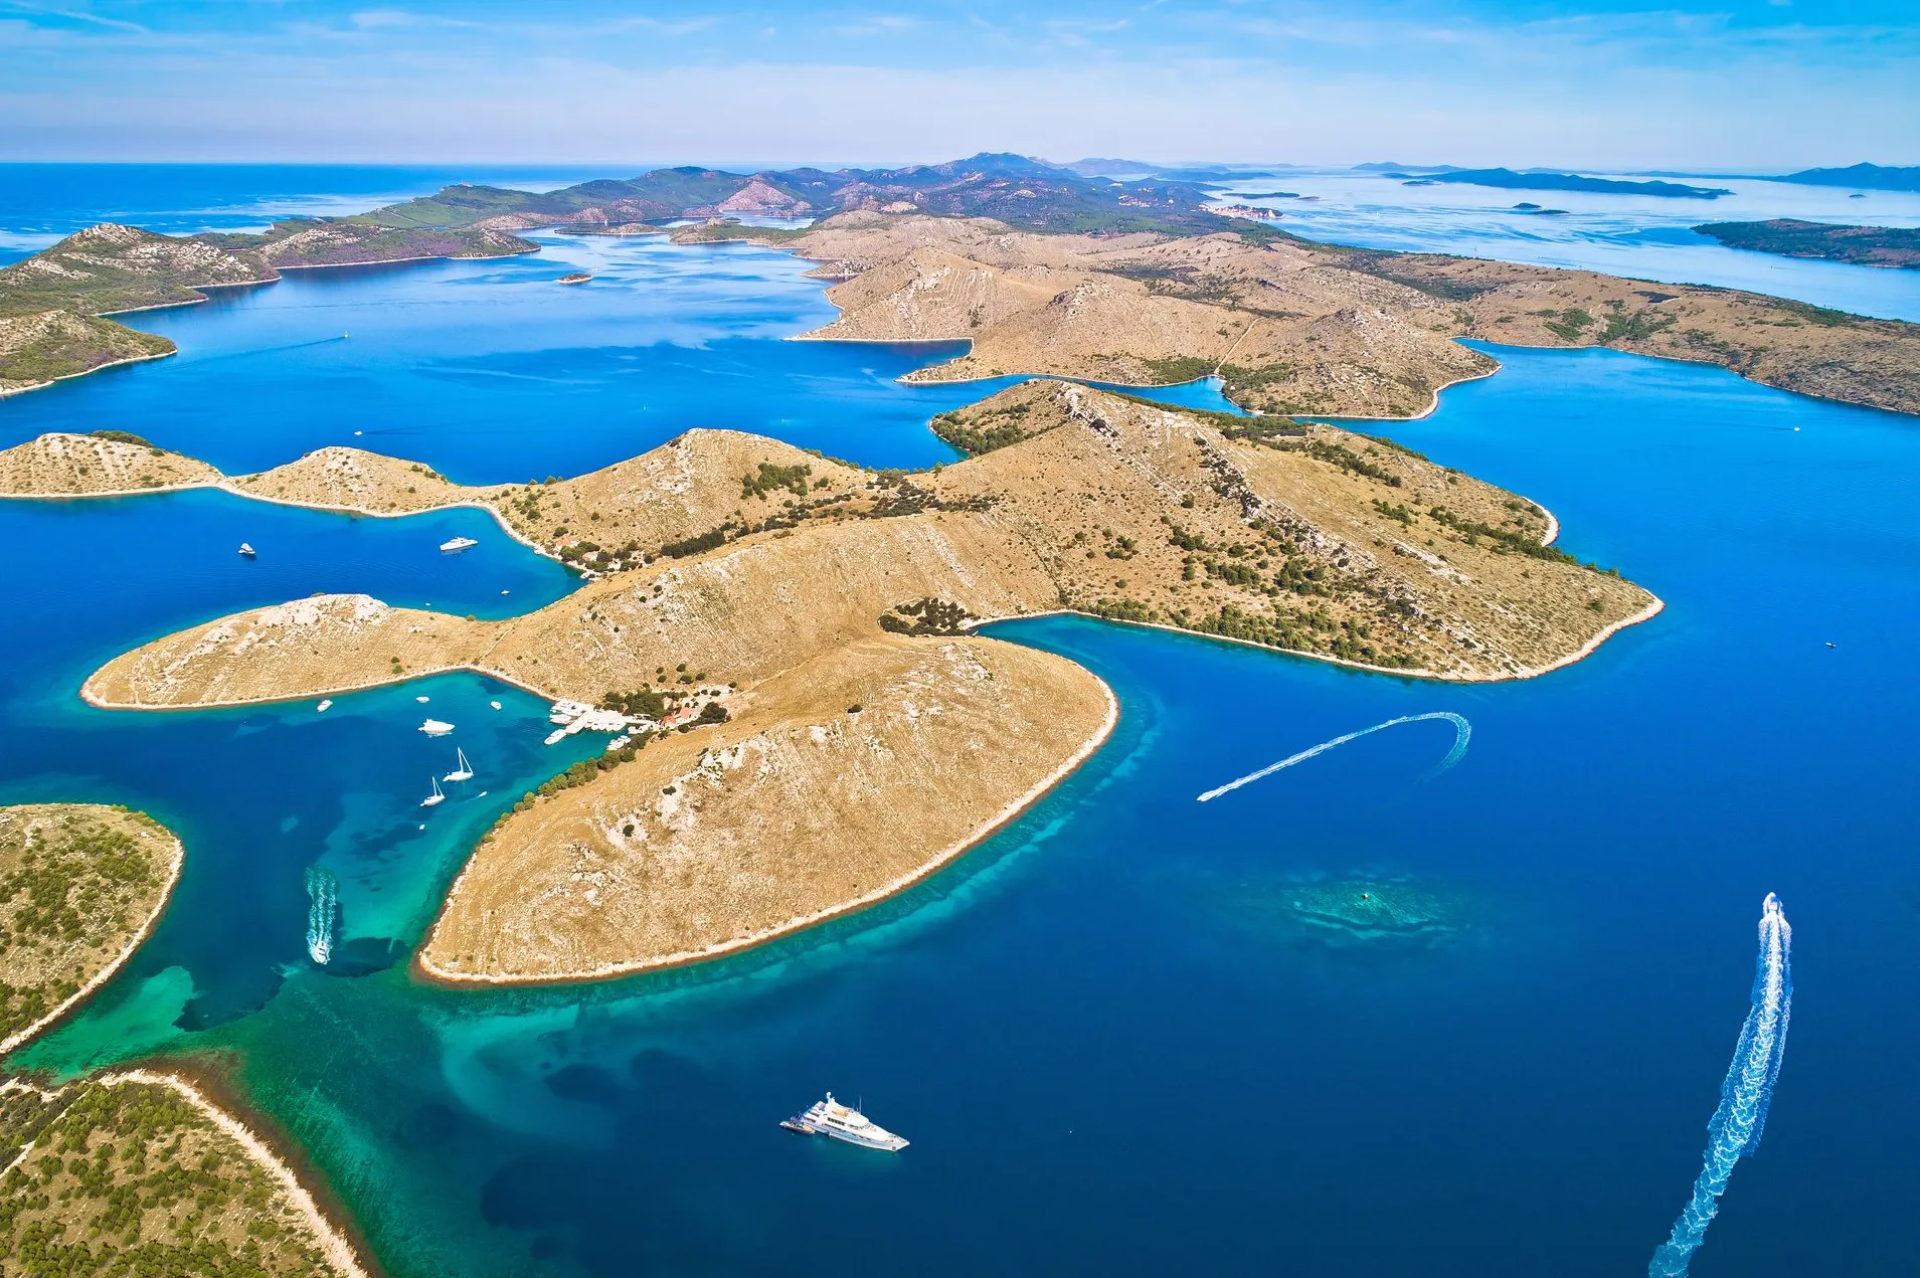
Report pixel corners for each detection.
[316,699,332,712]
[606,736,629,752]
[489,701,502,710]
[440,536,479,553]
[544,728,567,746]
[444,748,474,783]
[416,695,430,703]
[420,719,455,736]
[238,543,257,558]
[421,776,445,808]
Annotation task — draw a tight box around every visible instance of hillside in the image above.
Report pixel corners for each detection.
[420,636,1113,980]
[725,211,1920,418]
[0,1074,366,1277]
[1694,219,1920,270]
[0,804,183,1054]
[0,223,274,317]
[0,430,223,492]
[0,311,174,396]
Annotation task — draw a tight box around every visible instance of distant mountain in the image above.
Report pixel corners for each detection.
[1065,158,1156,176]
[1695,219,1920,269]
[1387,168,1731,199]
[1355,162,1463,173]
[348,154,1250,238]
[1774,163,1920,193]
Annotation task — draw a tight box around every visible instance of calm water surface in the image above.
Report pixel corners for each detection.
[1210,170,1920,322]
[1,174,1918,1277]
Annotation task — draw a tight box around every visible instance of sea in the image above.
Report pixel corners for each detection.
[2,166,1917,1277]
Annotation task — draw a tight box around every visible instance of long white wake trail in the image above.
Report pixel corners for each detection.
[1195,712,1471,803]
[304,865,339,966]
[1648,893,1793,1277]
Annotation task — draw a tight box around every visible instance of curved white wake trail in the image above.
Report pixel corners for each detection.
[1648,893,1793,1277]
[304,865,339,966]
[1195,712,1471,803]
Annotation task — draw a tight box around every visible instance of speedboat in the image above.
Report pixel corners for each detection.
[440,536,479,553]
[420,719,455,736]
[316,699,332,712]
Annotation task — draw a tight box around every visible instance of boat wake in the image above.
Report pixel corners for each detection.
[304,865,339,966]
[1648,893,1793,1277]
[1196,712,1471,803]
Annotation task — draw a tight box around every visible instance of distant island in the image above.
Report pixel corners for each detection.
[0,220,537,396]
[0,154,1264,396]
[1385,168,1732,199]
[1694,219,1920,270]
[1770,163,1920,193]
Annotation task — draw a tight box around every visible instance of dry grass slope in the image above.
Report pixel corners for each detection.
[422,636,1111,979]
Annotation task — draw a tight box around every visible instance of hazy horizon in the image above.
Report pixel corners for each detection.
[2,1,1915,169]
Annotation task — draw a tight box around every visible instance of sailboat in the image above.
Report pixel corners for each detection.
[444,748,474,784]
[421,776,445,808]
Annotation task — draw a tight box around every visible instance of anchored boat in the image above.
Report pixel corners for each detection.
[421,776,445,808]
[444,748,474,783]
[781,1093,909,1152]
[440,536,479,553]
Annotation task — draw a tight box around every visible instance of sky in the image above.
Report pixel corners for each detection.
[1,1,1915,169]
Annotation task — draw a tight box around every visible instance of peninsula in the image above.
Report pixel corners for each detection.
[49,376,1658,980]
[684,209,1920,418]
[0,804,182,1055]
[0,802,367,1276]
[1694,219,1920,270]
[1384,168,1733,199]
[0,220,536,396]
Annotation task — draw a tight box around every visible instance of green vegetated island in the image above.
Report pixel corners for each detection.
[1694,220,1920,270]
[0,804,368,1276]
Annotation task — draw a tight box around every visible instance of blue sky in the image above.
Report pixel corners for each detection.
[2,1,1915,168]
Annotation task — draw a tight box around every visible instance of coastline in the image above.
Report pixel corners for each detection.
[411,674,1121,987]
[98,1068,375,1278]
[0,831,185,1057]
[0,479,568,566]
[79,658,557,713]
[0,347,176,398]
[976,591,1664,685]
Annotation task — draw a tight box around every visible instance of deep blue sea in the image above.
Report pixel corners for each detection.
[3,168,1918,1277]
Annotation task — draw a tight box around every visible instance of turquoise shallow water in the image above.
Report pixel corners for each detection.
[2,175,1919,1275]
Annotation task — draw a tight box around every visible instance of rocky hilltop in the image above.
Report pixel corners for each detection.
[67,383,1656,979]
